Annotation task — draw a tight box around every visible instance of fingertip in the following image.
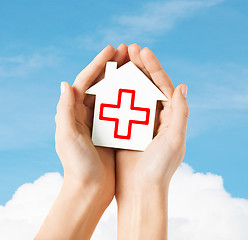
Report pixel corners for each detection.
[56,81,76,134]
[118,43,128,49]
[102,45,116,58]
[107,44,115,51]
[172,84,190,118]
[60,81,66,94]
[174,84,188,99]
[128,43,140,56]
[140,47,164,76]
[180,84,188,98]
[140,47,156,62]
[112,43,129,66]
[59,81,75,104]
[169,84,190,145]
[140,46,150,54]
[129,43,141,50]
[60,81,72,94]
[142,46,149,51]
[116,43,128,55]
[130,43,139,47]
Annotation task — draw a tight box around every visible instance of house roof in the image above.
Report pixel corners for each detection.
[85,61,168,101]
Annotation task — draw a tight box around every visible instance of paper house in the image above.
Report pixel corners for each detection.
[85,61,168,151]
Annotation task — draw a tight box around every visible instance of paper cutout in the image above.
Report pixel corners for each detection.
[85,61,168,151]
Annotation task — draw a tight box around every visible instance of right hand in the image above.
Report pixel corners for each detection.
[55,44,128,202]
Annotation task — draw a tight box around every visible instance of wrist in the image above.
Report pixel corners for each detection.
[116,183,169,203]
[36,174,112,240]
[62,174,114,205]
[116,184,169,240]
[116,177,170,203]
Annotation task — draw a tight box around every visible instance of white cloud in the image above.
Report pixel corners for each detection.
[168,164,248,240]
[0,163,247,240]
[0,173,63,239]
[78,0,224,49]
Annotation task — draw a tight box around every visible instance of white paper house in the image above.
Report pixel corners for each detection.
[85,61,168,151]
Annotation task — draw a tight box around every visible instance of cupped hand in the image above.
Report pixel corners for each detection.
[115,44,190,198]
[55,44,129,202]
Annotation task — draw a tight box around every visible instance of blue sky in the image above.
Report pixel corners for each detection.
[0,0,247,204]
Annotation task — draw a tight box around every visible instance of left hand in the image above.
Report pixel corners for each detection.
[115,44,190,198]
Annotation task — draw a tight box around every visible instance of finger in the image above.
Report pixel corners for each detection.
[128,43,151,78]
[93,44,129,85]
[140,47,174,99]
[73,45,115,102]
[167,84,189,148]
[83,44,129,109]
[112,43,129,67]
[55,82,76,135]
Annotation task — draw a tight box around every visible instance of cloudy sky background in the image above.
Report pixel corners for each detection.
[0,0,247,239]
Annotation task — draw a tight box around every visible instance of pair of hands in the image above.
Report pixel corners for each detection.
[52,43,189,239]
[56,43,189,201]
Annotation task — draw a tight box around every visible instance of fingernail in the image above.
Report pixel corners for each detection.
[181,85,188,98]
[61,82,65,94]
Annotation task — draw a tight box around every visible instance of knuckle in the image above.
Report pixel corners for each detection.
[91,58,102,70]
[56,101,63,112]
[182,105,190,119]
[56,102,61,114]
[186,105,190,116]
[57,99,74,112]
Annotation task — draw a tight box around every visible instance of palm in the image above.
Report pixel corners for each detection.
[74,94,115,182]
[67,44,130,193]
[115,44,186,194]
[116,101,175,191]
[60,45,120,190]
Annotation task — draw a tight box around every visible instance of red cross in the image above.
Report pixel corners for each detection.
[99,89,150,140]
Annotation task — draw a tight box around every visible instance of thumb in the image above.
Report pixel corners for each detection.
[55,82,76,134]
[168,84,190,145]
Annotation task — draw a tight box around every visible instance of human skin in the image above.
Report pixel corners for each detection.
[35,44,189,240]
[35,44,129,240]
[115,44,189,240]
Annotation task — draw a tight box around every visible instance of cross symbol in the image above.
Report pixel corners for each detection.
[99,89,150,140]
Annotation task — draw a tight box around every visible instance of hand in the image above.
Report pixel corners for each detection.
[116,44,189,195]
[36,45,129,240]
[56,44,128,198]
[115,44,189,240]
[55,45,116,200]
